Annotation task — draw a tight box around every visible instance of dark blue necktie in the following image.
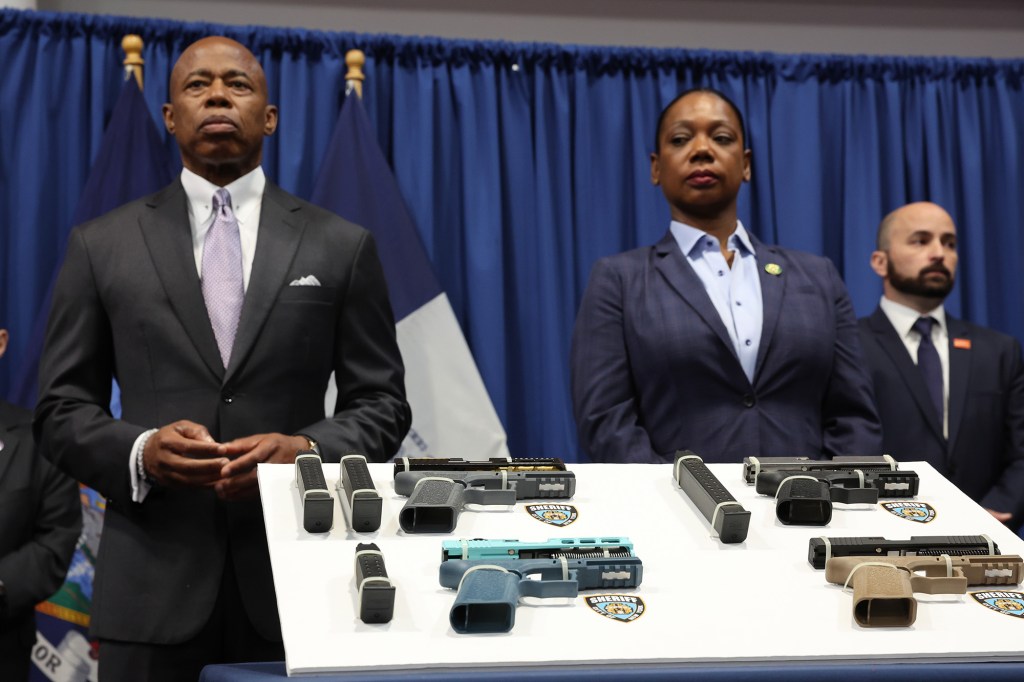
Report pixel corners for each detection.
[912,316,943,423]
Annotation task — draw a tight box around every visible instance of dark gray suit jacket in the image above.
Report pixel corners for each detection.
[0,401,80,678]
[35,180,410,644]
[571,231,882,463]
[859,308,1024,519]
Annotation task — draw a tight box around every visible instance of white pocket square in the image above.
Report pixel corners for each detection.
[289,275,321,287]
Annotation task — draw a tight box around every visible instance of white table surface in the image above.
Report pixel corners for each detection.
[257,461,1024,676]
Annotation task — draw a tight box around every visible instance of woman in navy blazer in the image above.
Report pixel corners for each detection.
[570,89,881,463]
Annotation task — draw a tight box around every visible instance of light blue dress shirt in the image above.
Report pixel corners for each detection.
[669,220,764,383]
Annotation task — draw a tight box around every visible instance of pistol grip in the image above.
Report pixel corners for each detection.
[450,568,519,634]
[850,565,916,627]
[775,478,832,525]
[398,478,462,533]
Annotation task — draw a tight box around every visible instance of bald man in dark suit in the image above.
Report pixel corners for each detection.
[858,202,1024,523]
[35,37,410,680]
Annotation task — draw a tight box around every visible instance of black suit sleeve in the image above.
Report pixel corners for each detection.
[300,231,411,462]
[0,423,82,621]
[981,337,1024,519]
[571,258,661,464]
[34,228,145,500]
[819,260,883,457]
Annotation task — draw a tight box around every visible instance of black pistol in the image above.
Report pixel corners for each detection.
[755,469,919,525]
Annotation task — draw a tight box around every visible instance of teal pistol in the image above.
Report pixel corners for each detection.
[439,537,643,634]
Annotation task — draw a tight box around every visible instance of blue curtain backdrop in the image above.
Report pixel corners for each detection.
[2,9,1023,461]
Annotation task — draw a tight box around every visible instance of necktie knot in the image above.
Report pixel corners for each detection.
[912,316,935,339]
[213,188,232,216]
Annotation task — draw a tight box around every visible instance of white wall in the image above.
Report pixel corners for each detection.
[33,0,1024,59]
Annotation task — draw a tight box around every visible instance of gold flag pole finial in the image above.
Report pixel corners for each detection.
[122,35,144,90]
[345,49,365,99]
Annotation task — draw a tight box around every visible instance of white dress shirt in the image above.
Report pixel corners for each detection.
[669,220,764,384]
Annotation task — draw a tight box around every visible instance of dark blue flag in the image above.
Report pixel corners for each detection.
[311,92,506,460]
[12,78,175,408]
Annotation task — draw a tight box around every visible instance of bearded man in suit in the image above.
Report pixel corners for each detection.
[35,37,410,680]
[858,201,1024,524]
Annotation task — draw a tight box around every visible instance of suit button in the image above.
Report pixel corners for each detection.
[222,390,234,404]
[743,394,755,408]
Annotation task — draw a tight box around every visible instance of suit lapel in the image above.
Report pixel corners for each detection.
[139,181,225,380]
[752,238,783,381]
[652,232,738,362]
[866,308,945,442]
[224,183,305,383]
[945,316,971,454]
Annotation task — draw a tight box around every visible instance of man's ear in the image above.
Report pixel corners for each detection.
[263,105,279,136]
[742,148,752,182]
[650,152,661,186]
[162,103,175,134]
[0,329,8,360]
[870,250,888,278]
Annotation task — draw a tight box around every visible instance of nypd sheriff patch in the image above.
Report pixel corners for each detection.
[586,595,645,623]
[525,503,578,526]
[880,501,936,523]
[971,591,1024,618]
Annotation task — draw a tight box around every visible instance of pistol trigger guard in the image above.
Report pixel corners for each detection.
[464,487,517,506]
[830,487,879,505]
[519,578,579,599]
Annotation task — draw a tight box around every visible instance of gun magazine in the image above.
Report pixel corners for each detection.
[674,451,750,544]
[341,454,383,533]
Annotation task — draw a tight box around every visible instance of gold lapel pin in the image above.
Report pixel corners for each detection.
[764,263,782,276]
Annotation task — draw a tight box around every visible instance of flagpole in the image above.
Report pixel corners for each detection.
[345,49,365,98]
[122,34,144,90]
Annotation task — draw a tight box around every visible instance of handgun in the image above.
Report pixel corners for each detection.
[438,537,643,633]
[808,535,1001,569]
[742,455,898,484]
[824,554,1023,627]
[354,542,395,623]
[755,469,919,525]
[394,458,574,533]
[672,451,749,543]
[442,536,634,561]
[295,450,333,533]
[397,477,516,534]
[339,453,383,532]
[393,456,567,477]
[394,469,575,500]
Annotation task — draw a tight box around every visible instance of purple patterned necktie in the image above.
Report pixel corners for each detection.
[202,188,244,367]
[912,316,943,423]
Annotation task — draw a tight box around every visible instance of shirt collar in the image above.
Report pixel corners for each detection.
[669,220,756,258]
[879,296,947,339]
[180,166,266,224]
